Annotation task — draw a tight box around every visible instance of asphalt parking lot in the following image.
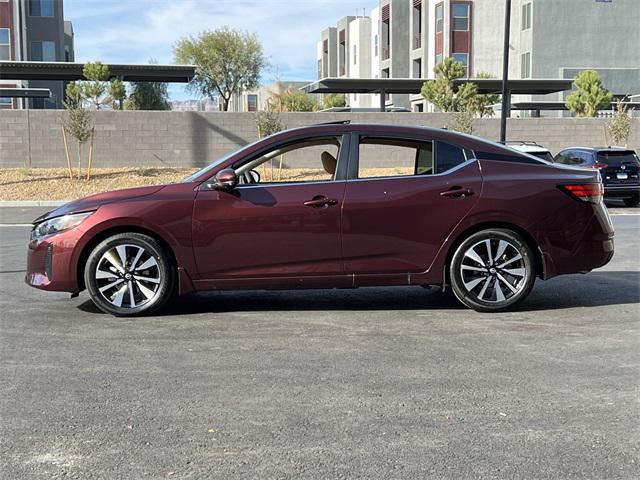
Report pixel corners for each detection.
[1,205,638,479]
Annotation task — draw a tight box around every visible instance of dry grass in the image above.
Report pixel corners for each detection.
[0,167,414,201]
[0,168,197,201]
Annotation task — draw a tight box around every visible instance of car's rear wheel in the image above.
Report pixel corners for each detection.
[84,233,174,316]
[449,229,535,312]
[623,195,639,207]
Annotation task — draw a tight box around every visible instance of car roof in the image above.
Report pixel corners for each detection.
[284,122,543,161]
[508,144,551,154]
[560,146,636,153]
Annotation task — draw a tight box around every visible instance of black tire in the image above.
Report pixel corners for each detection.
[84,232,175,316]
[449,228,536,312]
[623,195,639,207]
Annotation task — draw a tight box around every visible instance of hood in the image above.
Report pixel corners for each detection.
[34,185,166,223]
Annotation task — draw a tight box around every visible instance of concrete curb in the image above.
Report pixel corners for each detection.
[0,201,69,207]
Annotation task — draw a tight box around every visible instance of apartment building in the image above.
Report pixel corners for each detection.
[316,0,640,114]
[0,0,75,109]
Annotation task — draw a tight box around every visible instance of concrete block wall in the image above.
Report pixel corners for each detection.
[0,110,638,168]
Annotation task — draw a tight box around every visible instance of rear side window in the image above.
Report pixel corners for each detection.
[357,137,467,179]
[597,151,640,167]
[530,151,554,162]
[555,151,588,166]
[435,142,466,174]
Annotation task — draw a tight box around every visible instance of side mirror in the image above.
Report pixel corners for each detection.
[214,168,238,190]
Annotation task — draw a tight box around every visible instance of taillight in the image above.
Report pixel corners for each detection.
[593,163,608,170]
[559,183,604,204]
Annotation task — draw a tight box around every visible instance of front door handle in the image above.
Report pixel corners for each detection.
[440,187,475,198]
[304,195,338,208]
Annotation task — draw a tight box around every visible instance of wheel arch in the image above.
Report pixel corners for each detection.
[75,225,179,292]
[442,221,546,288]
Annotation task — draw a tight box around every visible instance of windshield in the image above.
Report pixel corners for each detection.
[181,137,265,183]
[597,151,639,168]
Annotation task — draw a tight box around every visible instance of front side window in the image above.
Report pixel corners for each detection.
[452,3,469,31]
[0,28,10,60]
[29,0,54,17]
[234,136,343,184]
[357,137,468,179]
[435,4,444,33]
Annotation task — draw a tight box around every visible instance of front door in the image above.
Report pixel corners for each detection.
[341,134,483,275]
[192,134,349,284]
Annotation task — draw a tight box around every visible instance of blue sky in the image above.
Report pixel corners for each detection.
[64,0,369,101]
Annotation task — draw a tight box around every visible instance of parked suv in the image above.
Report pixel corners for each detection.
[506,141,554,162]
[555,147,640,207]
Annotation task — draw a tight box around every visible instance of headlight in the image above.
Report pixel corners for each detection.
[31,212,94,240]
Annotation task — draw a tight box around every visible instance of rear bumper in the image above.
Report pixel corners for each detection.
[543,202,614,278]
[604,184,640,198]
[25,228,82,293]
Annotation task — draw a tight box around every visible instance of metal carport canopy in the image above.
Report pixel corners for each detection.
[0,88,51,98]
[301,77,573,95]
[0,61,196,83]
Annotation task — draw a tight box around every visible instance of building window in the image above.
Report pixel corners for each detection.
[452,3,470,31]
[246,94,258,112]
[435,54,443,65]
[0,28,10,61]
[31,41,56,61]
[521,51,531,78]
[374,34,379,57]
[0,97,12,108]
[65,45,71,62]
[435,4,444,33]
[353,44,357,65]
[412,1,422,49]
[317,59,322,79]
[522,2,532,30]
[29,0,54,17]
[452,53,469,76]
[413,58,422,78]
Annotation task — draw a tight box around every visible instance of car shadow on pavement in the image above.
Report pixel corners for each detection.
[76,270,639,316]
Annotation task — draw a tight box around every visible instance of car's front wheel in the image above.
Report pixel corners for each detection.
[449,229,536,312]
[84,233,175,316]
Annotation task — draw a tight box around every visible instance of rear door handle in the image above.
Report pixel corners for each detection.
[440,187,475,198]
[304,195,338,208]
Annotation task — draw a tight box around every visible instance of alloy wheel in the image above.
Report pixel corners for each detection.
[94,244,161,309]
[459,238,528,304]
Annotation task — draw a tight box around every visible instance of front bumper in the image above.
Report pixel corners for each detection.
[25,227,83,293]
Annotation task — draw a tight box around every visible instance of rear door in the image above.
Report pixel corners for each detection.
[341,133,483,275]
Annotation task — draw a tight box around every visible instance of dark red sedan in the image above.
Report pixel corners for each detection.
[26,123,614,316]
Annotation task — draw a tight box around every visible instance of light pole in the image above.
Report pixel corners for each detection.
[500,0,512,143]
